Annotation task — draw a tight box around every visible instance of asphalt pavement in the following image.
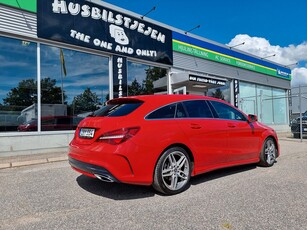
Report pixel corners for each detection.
[0,134,306,230]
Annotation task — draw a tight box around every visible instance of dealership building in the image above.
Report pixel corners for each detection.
[0,0,291,156]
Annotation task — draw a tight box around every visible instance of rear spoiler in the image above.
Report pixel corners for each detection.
[107,97,144,105]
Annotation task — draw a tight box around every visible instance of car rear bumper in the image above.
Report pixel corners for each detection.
[291,124,307,134]
[69,156,119,183]
[68,141,155,185]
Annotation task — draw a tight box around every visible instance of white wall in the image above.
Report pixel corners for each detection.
[0,133,74,157]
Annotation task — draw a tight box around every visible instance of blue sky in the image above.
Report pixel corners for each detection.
[101,0,307,86]
[102,0,306,46]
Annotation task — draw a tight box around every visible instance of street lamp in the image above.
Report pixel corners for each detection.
[284,62,298,68]
[184,25,201,34]
[140,6,156,19]
[261,54,276,60]
[229,42,245,49]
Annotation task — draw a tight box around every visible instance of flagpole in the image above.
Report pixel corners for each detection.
[61,56,64,104]
[60,49,65,104]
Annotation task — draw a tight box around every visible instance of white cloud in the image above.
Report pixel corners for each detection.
[226,34,307,87]
[291,67,307,87]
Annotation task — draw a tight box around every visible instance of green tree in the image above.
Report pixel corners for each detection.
[72,88,101,114]
[211,88,225,100]
[3,79,37,107]
[128,78,143,96]
[2,78,66,109]
[142,67,167,94]
[41,77,66,104]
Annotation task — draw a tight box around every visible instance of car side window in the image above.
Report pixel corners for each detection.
[175,103,187,118]
[182,100,213,118]
[146,103,177,119]
[210,100,246,121]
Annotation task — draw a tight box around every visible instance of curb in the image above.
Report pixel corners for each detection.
[0,156,68,170]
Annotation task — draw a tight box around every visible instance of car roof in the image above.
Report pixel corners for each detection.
[107,94,248,119]
[108,94,222,106]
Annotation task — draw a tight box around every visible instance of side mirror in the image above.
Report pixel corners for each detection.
[248,114,258,123]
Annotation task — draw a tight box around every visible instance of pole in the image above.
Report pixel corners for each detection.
[299,85,302,142]
[60,55,64,104]
[167,69,172,94]
[260,90,263,122]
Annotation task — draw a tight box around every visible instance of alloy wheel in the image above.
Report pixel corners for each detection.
[161,150,190,191]
[264,139,276,165]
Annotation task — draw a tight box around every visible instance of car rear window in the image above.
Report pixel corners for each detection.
[92,102,143,117]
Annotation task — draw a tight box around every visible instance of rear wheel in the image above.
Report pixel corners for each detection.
[259,137,277,167]
[153,147,191,195]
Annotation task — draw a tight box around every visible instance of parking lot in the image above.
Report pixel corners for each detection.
[0,137,306,230]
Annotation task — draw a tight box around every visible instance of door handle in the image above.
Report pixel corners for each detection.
[227,123,236,128]
[190,123,202,129]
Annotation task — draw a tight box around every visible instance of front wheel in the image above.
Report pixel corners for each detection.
[153,147,192,195]
[258,137,277,167]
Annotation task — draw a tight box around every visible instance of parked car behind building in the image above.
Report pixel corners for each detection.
[18,116,83,131]
[291,111,307,138]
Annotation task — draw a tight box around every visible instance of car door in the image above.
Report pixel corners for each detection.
[209,100,261,163]
[176,100,230,173]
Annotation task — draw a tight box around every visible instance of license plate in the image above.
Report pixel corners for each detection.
[79,128,95,138]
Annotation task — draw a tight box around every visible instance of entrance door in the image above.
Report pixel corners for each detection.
[173,86,186,94]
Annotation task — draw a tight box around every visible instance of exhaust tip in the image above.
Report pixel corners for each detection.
[94,174,114,183]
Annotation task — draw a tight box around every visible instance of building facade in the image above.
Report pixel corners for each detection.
[0,0,291,156]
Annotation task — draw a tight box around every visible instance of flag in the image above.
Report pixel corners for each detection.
[60,48,67,76]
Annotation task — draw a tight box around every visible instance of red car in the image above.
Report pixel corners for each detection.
[68,94,279,195]
[18,116,83,131]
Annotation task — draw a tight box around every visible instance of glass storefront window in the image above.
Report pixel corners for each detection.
[207,81,231,103]
[239,81,288,125]
[257,85,273,124]
[40,45,109,131]
[127,61,167,96]
[273,88,287,124]
[239,82,257,115]
[0,36,37,132]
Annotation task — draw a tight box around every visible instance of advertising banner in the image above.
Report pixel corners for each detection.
[189,75,226,86]
[0,0,36,13]
[173,32,291,80]
[113,55,127,98]
[37,0,173,65]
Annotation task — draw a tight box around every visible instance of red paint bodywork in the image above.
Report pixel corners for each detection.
[68,94,279,185]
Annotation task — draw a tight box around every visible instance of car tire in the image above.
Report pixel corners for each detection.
[153,147,191,195]
[258,137,277,167]
[293,133,300,138]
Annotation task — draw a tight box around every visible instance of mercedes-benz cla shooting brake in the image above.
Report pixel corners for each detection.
[68,94,279,195]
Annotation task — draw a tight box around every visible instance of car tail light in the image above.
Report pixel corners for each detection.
[98,127,140,145]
